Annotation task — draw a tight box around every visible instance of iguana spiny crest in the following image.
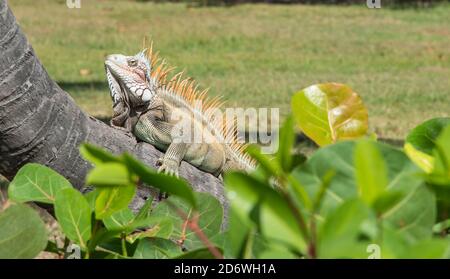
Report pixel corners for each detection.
[104,42,255,177]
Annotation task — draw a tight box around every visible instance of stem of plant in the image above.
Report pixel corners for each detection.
[86,220,101,258]
[282,191,310,242]
[308,216,317,259]
[121,233,128,257]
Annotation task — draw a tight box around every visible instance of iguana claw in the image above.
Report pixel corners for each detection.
[157,158,180,178]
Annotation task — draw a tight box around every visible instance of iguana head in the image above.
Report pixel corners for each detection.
[105,50,157,107]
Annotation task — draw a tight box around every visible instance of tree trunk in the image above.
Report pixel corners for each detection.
[0,0,227,214]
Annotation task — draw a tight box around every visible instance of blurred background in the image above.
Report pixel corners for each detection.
[8,0,450,141]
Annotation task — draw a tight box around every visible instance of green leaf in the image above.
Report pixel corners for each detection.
[293,141,436,243]
[133,238,182,259]
[173,247,221,259]
[433,219,450,234]
[86,162,132,187]
[126,218,174,242]
[379,226,408,259]
[84,189,98,211]
[8,163,72,204]
[122,153,196,208]
[257,244,298,259]
[54,188,92,250]
[400,239,450,259]
[405,118,450,155]
[404,118,450,173]
[96,237,138,258]
[103,208,135,231]
[134,196,153,221]
[224,172,307,254]
[287,174,313,210]
[276,116,295,173]
[225,207,256,259]
[291,83,368,146]
[432,125,450,181]
[80,143,121,165]
[404,143,434,173]
[95,184,136,219]
[245,145,281,178]
[372,191,405,215]
[318,199,371,258]
[354,139,388,204]
[151,192,223,250]
[0,204,48,259]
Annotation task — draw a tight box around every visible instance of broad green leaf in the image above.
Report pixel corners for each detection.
[151,192,223,250]
[276,116,295,172]
[433,219,450,234]
[400,239,450,259]
[173,247,222,259]
[318,199,371,258]
[245,145,281,178]
[86,162,132,187]
[379,226,409,259]
[122,153,196,208]
[291,83,368,146]
[432,125,450,181]
[372,191,405,215]
[133,238,182,259]
[54,188,91,250]
[405,118,450,155]
[96,237,138,258]
[354,139,388,204]
[404,143,434,173]
[225,207,256,259]
[84,189,98,211]
[224,172,307,254]
[80,144,121,165]
[427,125,450,207]
[287,174,313,211]
[87,228,123,254]
[257,244,298,259]
[103,208,135,231]
[95,184,136,219]
[134,196,153,221]
[0,204,47,259]
[293,141,436,243]
[8,163,72,204]
[126,219,173,242]
[404,118,450,172]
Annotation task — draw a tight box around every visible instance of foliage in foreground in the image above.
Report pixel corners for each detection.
[0,83,449,259]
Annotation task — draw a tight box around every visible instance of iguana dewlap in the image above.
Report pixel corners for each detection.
[104,44,254,177]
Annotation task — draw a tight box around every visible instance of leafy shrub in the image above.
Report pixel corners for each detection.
[0,83,449,258]
[1,146,224,259]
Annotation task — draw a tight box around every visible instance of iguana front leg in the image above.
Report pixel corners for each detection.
[111,101,139,133]
[134,108,189,177]
[156,142,187,177]
[111,101,132,131]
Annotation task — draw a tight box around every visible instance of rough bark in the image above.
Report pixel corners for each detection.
[0,0,227,214]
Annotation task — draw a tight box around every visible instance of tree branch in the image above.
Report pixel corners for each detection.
[0,0,227,217]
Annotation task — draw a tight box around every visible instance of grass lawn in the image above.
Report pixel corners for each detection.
[9,0,450,140]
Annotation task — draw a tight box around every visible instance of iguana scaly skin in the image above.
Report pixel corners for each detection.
[104,43,255,177]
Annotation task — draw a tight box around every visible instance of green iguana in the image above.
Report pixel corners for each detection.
[104,43,255,177]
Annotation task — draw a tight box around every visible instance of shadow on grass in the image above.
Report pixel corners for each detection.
[96,116,111,125]
[138,0,447,9]
[57,81,107,92]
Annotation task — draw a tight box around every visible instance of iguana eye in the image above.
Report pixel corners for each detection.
[128,59,138,67]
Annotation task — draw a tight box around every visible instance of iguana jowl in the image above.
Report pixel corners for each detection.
[104,44,254,177]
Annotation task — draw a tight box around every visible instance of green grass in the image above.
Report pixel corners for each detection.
[9,0,450,139]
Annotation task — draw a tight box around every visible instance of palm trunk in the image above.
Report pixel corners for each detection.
[0,0,227,213]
